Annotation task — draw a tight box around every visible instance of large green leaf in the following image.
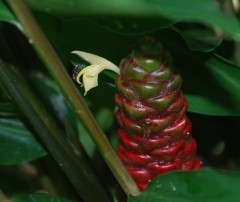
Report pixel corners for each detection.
[35,14,134,65]
[0,118,47,164]
[26,0,240,40]
[0,1,225,51]
[90,17,174,36]
[129,168,240,202]
[85,19,223,53]
[11,194,73,202]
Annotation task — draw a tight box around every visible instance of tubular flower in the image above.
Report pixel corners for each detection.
[115,37,202,190]
[72,51,120,95]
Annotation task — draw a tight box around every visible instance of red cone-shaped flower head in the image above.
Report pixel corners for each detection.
[115,37,202,190]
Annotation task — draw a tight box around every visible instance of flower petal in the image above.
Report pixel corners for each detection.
[71,51,120,74]
[72,51,120,95]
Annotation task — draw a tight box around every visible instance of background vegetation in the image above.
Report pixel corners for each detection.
[1,0,240,201]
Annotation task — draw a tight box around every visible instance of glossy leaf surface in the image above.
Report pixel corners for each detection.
[26,0,240,40]
[129,168,240,202]
[0,118,46,164]
[0,1,22,30]
[177,28,223,52]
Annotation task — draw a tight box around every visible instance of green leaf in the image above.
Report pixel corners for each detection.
[158,29,240,116]
[91,17,174,36]
[0,1,22,31]
[30,74,68,122]
[35,14,134,65]
[176,27,223,52]
[0,102,17,117]
[11,194,73,202]
[128,168,240,202]
[26,0,240,40]
[184,55,240,116]
[95,107,114,131]
[0,118,47,165]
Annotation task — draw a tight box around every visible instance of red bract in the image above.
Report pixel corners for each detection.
[115,37,202,190]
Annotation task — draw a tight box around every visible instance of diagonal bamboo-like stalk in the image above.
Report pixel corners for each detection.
[6,0,140,196]
[0,60,111,202]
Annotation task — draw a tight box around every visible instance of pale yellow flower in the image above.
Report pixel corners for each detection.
[71,51,120,95]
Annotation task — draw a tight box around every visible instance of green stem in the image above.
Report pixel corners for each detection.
[6,0,140,196]
[0,61,111,202]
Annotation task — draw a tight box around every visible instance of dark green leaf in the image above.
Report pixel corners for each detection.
[0,58,111,202]
[0,102,17,117]
[95,107,114,131]
[176,27,223,52]
[31,74,85,155]
[158,30,240,116]
[184,55,240,116]
[35,14,134,65]
[30,74,68,122]
[128,168,240,202]
[26,0,240,40]
[11,194,73,202]
[91,17,174,36]
[0,118,47,165]
[0,1,22,31]
[0,166,32,194]
[231,41,240,66]
[30,73,116,160]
